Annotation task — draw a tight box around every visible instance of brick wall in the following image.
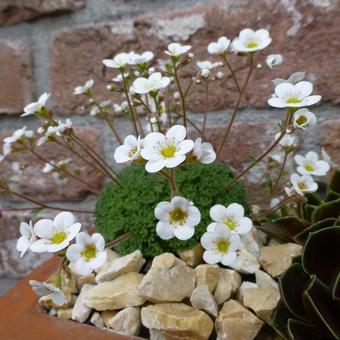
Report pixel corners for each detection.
[0,0,340,280]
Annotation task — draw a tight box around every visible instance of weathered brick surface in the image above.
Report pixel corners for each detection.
[321,119,340,176]
[0,0,85,26]
[0,126,103,202]
[50,0,340,115]
[0,39,32,114]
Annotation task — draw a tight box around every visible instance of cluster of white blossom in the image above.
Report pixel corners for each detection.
[17,212,107,282]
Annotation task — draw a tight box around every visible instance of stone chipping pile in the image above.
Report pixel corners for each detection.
[39,231,302,340]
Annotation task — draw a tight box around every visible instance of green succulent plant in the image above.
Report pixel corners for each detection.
[95,163,250,257]
[256,170,340,339]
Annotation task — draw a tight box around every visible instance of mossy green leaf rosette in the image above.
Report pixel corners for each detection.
[95,163,250,257]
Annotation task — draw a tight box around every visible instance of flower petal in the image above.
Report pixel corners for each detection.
[173,225,195,240]
[156,221,174,240]
[66,244,82,263]
[210,204,227,222]
[34,219,53,239]
[203,250,221,264]
[53,212,75,229]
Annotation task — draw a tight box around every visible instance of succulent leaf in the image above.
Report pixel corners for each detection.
[311,198,340,223]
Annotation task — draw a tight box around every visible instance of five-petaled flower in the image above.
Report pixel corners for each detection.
[30,212,81,253]
[16,220,37,258]
[290,173,318,196]
[201,224,242,265]
[268,81,321,108]
[165,42,191,57]
[102,52,131,69]
[114,135,143,164]
[294,151,330,177]
[141,125,194,173]
[22,93,51,117]
[128,51,154,65]
[293,108,317,130]
[154,196,201,241]
[196,61,223,78]
[275,133,296,150]
[207,203,252,235]
[29,280,66,306]
[66,232,107,276]
[207,36,231,55]
[74,79,94,95]
[131,72,171,95]
[232,28,271,53]
[189,138,216,164]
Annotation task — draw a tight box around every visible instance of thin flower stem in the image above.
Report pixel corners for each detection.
[270,151,289,196]
[202,80,209,135]
[216,54,254,158]
[53,139,110,179]
[105,231,133,249]
[173,62,187,128]
[27,146,101,195]
[218,111,292,194]
[0,185,94,214]
[252,195,296,221]
[91,98,123,144]
[223,55,241,94]
[121,72,139,136]
[161,170,178,197]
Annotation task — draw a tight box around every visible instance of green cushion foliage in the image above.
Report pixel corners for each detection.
[95,163,250,257]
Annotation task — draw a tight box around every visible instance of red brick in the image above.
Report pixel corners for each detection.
[50,0,340,115]
[0,0,85,26]
[0,40,32,114]
[321,119,340,177]
[0,126,103,202]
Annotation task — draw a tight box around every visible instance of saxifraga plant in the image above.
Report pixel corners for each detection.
[95,163,250,257]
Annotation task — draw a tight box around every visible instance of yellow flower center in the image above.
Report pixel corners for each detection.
[169,207,187,224]
[128,146,138,158]
[298,182,307,190]
[51,232,67,244]
[224,218,236,230]
[287,97,301,104]
[81,244,97,261]
[296,115,307,126]
[216,239,229,253]
[161,145,177,158]
[305,163,314,172]
[246,41,258,48]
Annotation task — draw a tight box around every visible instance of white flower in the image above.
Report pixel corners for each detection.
[275,133,296,149]
[284,186,296,197]
[22,93,51,117]
[268,81,321,108]
[112,72,129,83]
[30,212,81,253]
[266,54,283,69]
[66,232,107,276]
[270,198,280,209]
[269,152,284,164]
[294,151,330,177]
[321,147,332,165]
[42,158,71,174]
[290,173,318,196]
[155,196,201,241]
[1,127,34,161]
[128,51,154,65]
[102,53,131,69]
[74,79,94,95]
[207,203,252,235]
[37,120,72,146]
[146,113,168,133]
[131,72,171,95]
[273,72,305,86]
[207,36,231,55]
[232,28,271,52]
[113,101,128,113]
[16,221,37,258]
[201,224,242,265]
[293,108,317,129]
[114,135,143,164]
[165,42,191,57]
[29,280,66,306]
[191,138,216,164]
[141,125,194,173]
[196,61,223,78]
